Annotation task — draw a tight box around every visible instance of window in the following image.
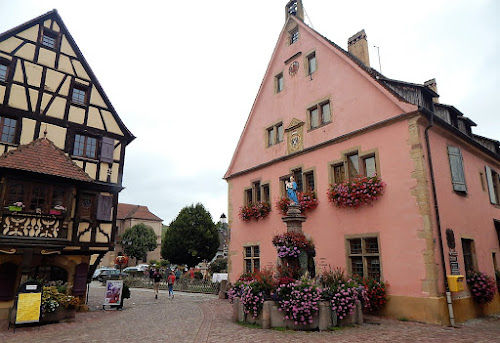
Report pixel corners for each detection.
[461,238,476,273]
[73,134,97,159]
[307,52,316,75]
[72,84,88,106]
[41,29,58,49]
[276,73,284,93]
[244,245,260,273]
[290,28,299,45]
[245,189,253,205]
[347,236,381,280]
[78,193,95,219]
[0,117,17,143]
[0,63,8,82]
[309,101,331,129]
[292,168,303,193]
[262,184,270,203]
[331,150,378,183]
[253,181,261,203]
[304,171,315,191]
[485,166,500,205]
[267,122,283,146]
[447,146,467,193]
[5,180,68,214]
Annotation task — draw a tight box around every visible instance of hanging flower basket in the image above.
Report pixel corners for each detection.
[275,191,319,215]
[272,232,315,258]
[327,175,385,209]
[239,202,271,221]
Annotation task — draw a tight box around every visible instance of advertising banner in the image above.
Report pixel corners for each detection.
[15,292,42,324]
[104,280,123,305]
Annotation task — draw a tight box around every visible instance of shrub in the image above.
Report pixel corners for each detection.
[466,270,497,304]
[275,191,319,215]
[209,258,228,273]
[327,175,385,208]
[275,278,322,326]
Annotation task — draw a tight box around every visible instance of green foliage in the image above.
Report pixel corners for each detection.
[209,258,228,273]
[122,223,157,262]
[161,203,219,267]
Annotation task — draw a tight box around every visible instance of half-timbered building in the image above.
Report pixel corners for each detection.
[0,10,134,317]
[225,0,500,324]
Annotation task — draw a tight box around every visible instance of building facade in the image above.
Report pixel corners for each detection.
[0,11,134,318]
[100,203,163,267]
[224,0,500,324]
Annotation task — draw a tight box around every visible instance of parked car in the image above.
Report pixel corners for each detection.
[123,266,144,277]
[92,267,116,280]
[97,269,128,282]
[136,264,149,271]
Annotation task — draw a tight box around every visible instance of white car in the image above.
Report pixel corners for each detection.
[123,266,142,273]
[136,264,149,271]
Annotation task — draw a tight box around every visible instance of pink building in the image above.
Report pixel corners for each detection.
[224,1,500,324]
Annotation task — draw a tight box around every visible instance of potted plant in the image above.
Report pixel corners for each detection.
[41,285,79,323]
[8,201,24,212]
[49,204,66,215]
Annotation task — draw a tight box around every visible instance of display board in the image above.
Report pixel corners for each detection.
[15,292,42,324]
[104,280,123,306]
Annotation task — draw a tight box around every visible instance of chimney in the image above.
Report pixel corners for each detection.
[348,30,370,67]
[424,78,439,103]
[285,0,304,21]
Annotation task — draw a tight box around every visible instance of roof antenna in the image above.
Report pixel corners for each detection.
[373,45,382,73]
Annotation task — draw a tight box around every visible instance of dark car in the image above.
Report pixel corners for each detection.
[97,269,128,282]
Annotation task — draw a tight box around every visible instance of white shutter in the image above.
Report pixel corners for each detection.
[447,146,467,192]
[485,166,497,204]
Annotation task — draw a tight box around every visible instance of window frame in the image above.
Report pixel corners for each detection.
[275,73,284,93]
[71,83,89,106]
[73,134,98,159]
[346,235,382,281]
[307,52,316,75]
[330,149,380,184]
[0,116,18,144]
[308,100,331,130]
[461,238,476,274]
[0,59,10,83]
[40,27,60,50]
[244,245,260,273]
[267,122,284,147]
[289,27,299,45]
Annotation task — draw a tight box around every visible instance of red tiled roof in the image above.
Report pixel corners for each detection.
[0,138,92,182]
[117,203,162,221]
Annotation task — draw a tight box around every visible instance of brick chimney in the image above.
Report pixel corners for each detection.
[424,78,439,103]
[348,30,370,67]
[285,0,304,21]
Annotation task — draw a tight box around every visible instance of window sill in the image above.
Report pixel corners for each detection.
[70,101,87,109]
[71,155,98,163]
[308,121,331,132]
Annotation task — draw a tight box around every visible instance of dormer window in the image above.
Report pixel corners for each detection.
[71,84,88,106]
[41,29,59,49]
[290,28,299,45]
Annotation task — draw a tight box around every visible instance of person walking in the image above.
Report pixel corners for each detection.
[167,271,176,298]
[153,269,162,299]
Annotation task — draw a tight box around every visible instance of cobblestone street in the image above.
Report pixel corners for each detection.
[1,282,499,343]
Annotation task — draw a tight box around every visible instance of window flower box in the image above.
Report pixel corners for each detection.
[49,209,62,215]
[327,175,386,209]
[8,205,22,212]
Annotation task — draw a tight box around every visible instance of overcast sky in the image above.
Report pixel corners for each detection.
[0,0,498,224]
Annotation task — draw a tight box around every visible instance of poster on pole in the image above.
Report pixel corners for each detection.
[104,280,123,305]
[15,292,42,324]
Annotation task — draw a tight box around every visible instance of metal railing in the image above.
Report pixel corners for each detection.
[122,276,220,295]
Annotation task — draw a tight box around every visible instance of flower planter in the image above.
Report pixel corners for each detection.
[49,209,62,215]
[8,206,22,212]
[41,306,76,323]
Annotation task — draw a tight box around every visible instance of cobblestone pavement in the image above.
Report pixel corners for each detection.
[1,282,499,342]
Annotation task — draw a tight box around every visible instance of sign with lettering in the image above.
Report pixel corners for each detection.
[449,250,460,275]
[15,292,41,324]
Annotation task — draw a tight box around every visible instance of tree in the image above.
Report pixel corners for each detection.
[122,223,157,262]
[161,203,219,267]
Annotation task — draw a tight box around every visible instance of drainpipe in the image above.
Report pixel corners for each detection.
[421,106,455,327]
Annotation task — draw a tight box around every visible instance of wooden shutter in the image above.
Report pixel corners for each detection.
[447,146,467,192]
[485,166,498,204]
[73,263,89,296]
[100,137,114,163]
[96,194,113,221]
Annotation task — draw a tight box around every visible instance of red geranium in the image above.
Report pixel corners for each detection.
[327,175,385,209]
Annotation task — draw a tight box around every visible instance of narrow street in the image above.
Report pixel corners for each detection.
[1,282,499,343]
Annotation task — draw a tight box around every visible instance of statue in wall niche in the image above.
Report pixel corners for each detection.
[286,176,299,205]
